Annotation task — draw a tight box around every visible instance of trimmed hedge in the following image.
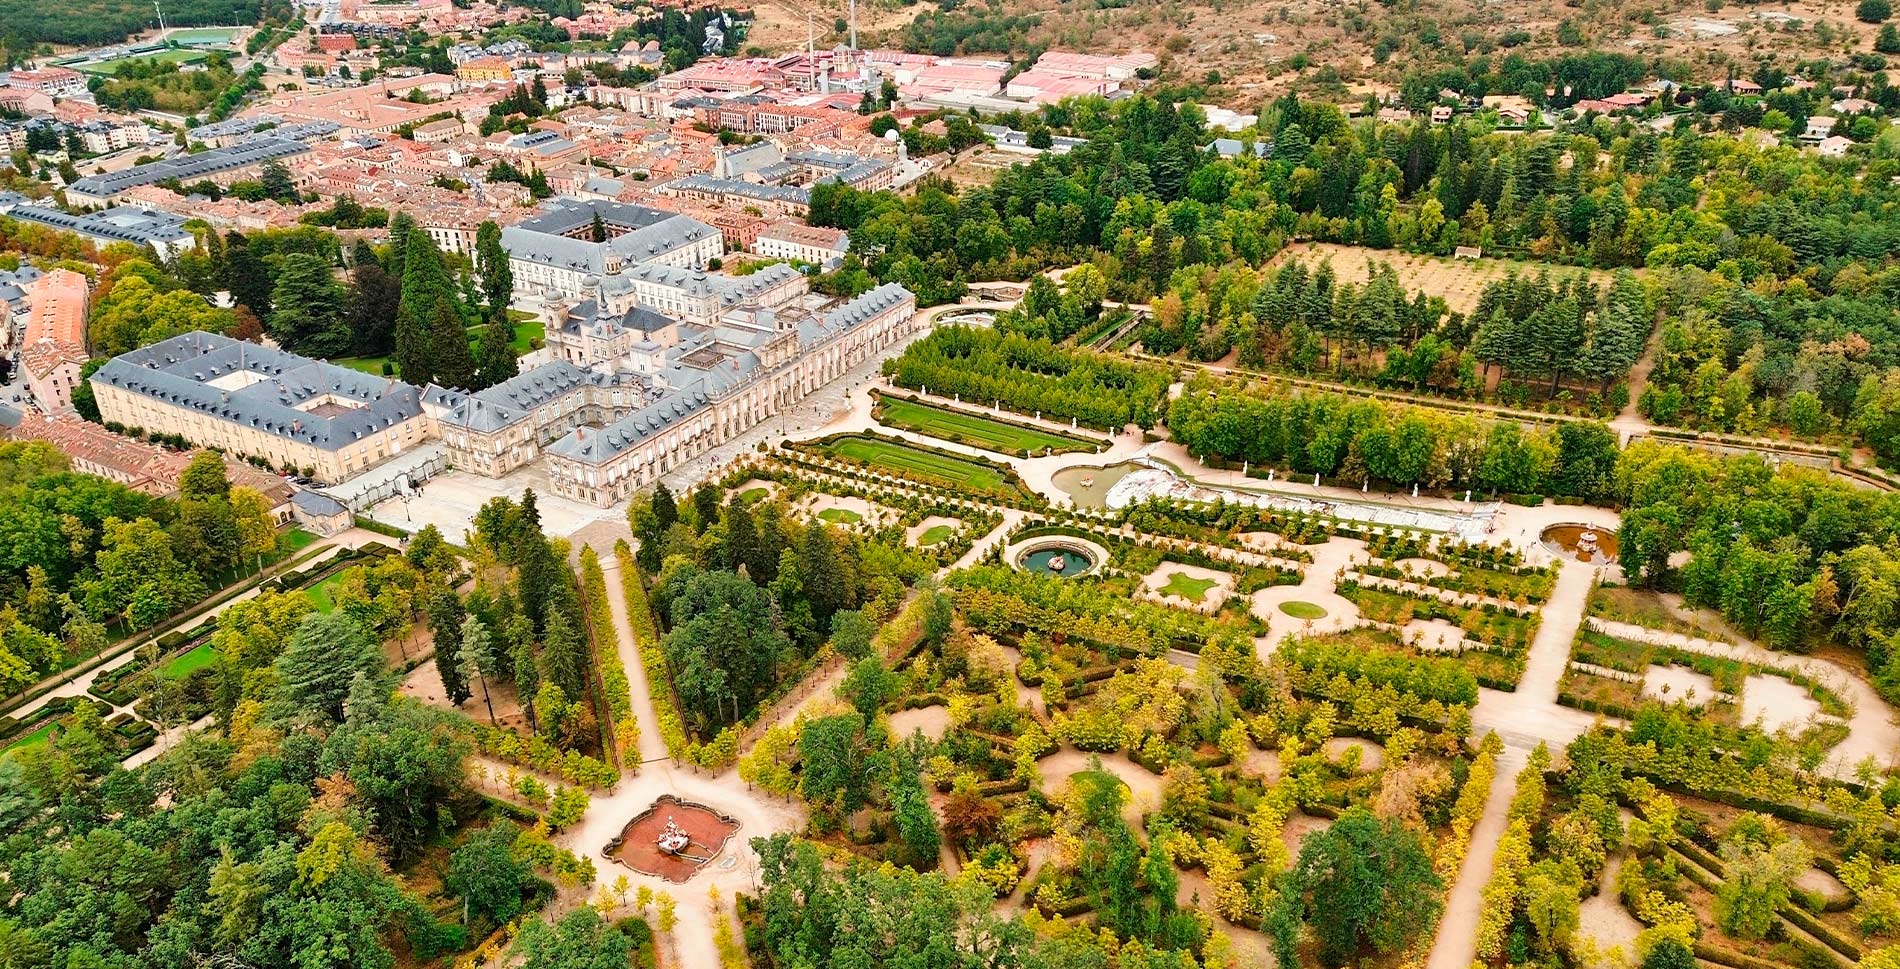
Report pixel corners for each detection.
[614,542,692,762]
[577,546,638,772]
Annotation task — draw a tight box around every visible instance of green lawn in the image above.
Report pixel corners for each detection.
[305,571,350,612]
[159,643,219,679]
[332,356,394,377]
[817,507,863,525]
[876,394,1098,455]
[283,527,319,552]
[76,48,208,74]
[1160,572,1219,602]
[168,26,242,44]
[5,722,57,752]
[917,524,954,546]
[737,487,769,505]
[330,319,541,379]
[1279,601,1329,620]
[821,435,1012,492]
[509,320,544,354]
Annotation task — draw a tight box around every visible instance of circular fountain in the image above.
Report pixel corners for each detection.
[1012,538,1102,577]
[603,795,741,883]
[1541,523,1619,563]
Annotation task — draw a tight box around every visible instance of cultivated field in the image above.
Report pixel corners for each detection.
[1263,242,1623,316]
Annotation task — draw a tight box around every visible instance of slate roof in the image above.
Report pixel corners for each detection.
[67,135,319,199]
[90,332,428,451]
[434,359,645,434]
[548,283,912,467]
[501,198,718,274]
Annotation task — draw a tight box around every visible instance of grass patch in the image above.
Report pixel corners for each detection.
[283,527,319,552]
[509,319,543,354]
[917,524,955,546]
[1160,572,1219,603]
[332,355,393,377]
[1278,600,1329,620]
[5,721,57,751]
[737,487,769,505]
[305,571,351,613]
[816,434,1014,493]
[875,393,1100,455]
[158,642,219,679]
[76,48,209,74]
[817,507,863,525]
[331,319,540,379]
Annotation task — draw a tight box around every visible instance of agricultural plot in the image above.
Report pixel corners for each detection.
[1262,241,1622,315]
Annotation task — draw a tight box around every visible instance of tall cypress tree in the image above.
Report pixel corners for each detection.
[399,230,455,329]
[429,297,478,390]
[540,607,589,702]
[393,303,433,387]
[652,483,679,530]
[223,231,273,320]
[798,523,849,633]
[475,319,518,389]
[475,220,514,321]
[385,210,416,281]
[724,494,758,578]
[428,586,471,705]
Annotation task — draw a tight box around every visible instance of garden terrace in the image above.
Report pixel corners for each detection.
[882,325,1173,431]
[1561,628,1851,747]
[1469,725,1897,969]
[871,392,1108,457]
[1355,555,1556,604]
[948,563,1252,658]
[1334,580,1539,687]
[788,432,1038,502]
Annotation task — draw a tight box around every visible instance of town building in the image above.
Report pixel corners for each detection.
[6,67,87,96]
[64,135,321,204]
[19,268,89,413]
[0,196,197,257]
[3,410,293,516]
[754,220,849,265]
[501,198,725,300]
[425,360,651,476]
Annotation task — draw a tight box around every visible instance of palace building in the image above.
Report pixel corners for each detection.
[89,280,919,508]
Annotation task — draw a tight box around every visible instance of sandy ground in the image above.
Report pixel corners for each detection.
[1404,618,1470,653]
[728,478,779,501]
[1796,865,1850,904]
[1393,557,1453,578]
[1262,242,1623,316]
[1250,538,1363,646]
[1141,561,1237,608]
[1322,737,1385,773]
[1588,618,1899,777]
[1241,747,1280,782]
[1038,747,1163,830]
[366,464,618,543]
[1741,674,1824,734]
[887,705,952,742]
[905,514,962,547]
[1641,665,1719,707]
[1578,855,1644,955]
[801,493,892,527]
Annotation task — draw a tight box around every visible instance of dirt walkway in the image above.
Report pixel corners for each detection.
[597,555,671,766]
[1424,745,1528,969]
